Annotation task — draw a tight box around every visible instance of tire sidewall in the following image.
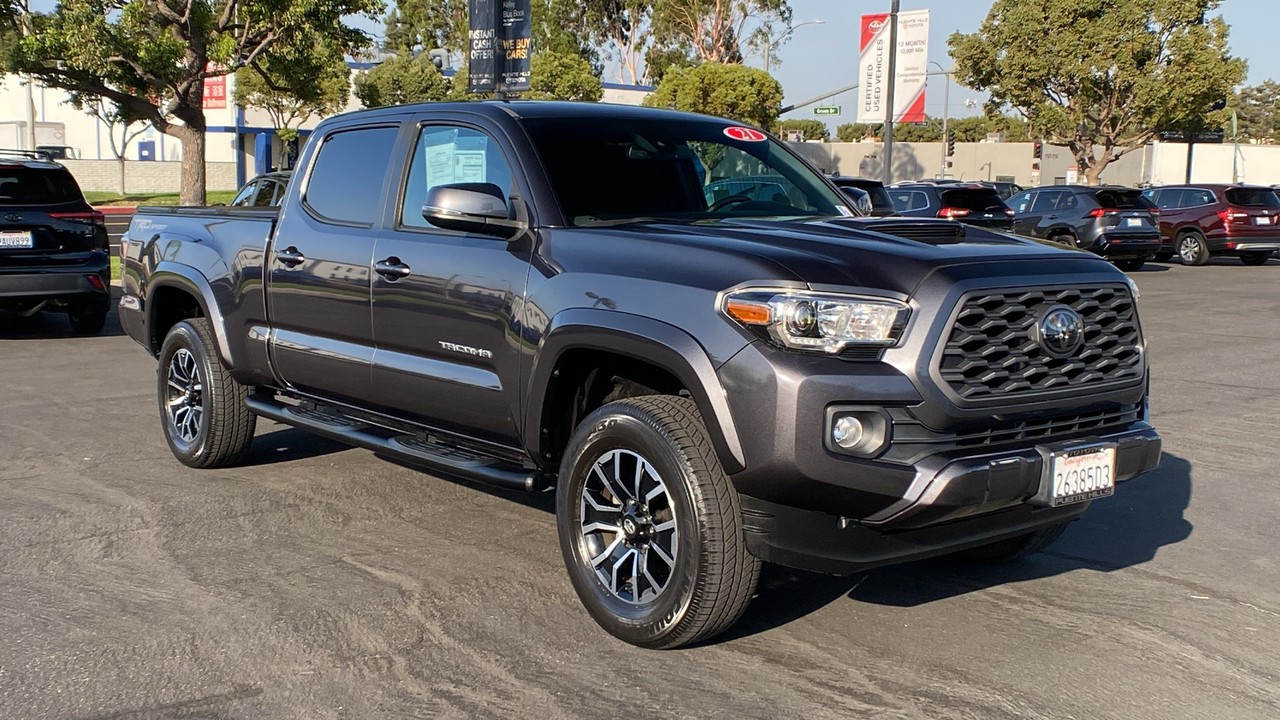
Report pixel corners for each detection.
[157,321,212,464]
[1179,233,1207,265]
[556,406,703,646]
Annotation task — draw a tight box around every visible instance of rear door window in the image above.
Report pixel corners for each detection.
[1030,191,1063,213]
[1184,189,1216,207]
[305,126,400,225]
[0,167,84,205]
[1007,191,1033,213]
[939,188,1009,212]
[1224,188,1280,208]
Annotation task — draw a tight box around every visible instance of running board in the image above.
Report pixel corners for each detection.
[245,396,549,493]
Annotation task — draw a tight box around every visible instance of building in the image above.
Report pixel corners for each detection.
[0,66,652,193]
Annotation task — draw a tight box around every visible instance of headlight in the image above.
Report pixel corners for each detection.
[721,289,910,353]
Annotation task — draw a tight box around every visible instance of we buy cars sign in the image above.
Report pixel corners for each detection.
[857,10,929,124]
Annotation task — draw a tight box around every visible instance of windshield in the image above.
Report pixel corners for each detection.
[0,167,84,205]
[1094,189,1154,210]
[1225,187,1280,208]
[521,117,848,226]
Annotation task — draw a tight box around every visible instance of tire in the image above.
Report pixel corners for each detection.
[1047,232,1076,248]
[1153,252,1174,263]
[957,522,1070,563]
[556,395,760,649]
[157,318,256,468]
[67,300,108,335]
[1114,258,1145,272]
[1177,232,1210,266]
[1241,251,1271,266]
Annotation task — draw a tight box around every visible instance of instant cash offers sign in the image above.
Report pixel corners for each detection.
[857,9,929,124]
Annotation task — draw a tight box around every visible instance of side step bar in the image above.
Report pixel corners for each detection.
[245,395,549,493]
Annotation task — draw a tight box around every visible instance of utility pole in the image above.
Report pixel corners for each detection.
[881,0,900,185]
[20,1,36,151]
[930,61,950,178]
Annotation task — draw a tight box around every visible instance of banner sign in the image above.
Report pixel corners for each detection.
[468,0,531,94]
[202,64,226,109]
[857,9,929,124]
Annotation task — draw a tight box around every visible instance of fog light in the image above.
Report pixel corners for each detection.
[832,416,865,450]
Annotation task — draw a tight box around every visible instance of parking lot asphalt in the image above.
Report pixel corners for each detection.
[1,258,1278,720]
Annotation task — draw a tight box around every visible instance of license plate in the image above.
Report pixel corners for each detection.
[1126,218,1142,227]
[0,230,33,248]
[1048,444,1116,506]
[1257,216,1271,225]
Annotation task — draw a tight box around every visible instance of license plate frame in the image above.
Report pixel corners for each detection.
[0,230,33,248]
[1126,218,1142,227]
[1257,216,1271,225]
[1033,442,1117,507]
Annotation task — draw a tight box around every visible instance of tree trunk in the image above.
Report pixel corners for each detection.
[169,124,206,206]
[118,155,126,196]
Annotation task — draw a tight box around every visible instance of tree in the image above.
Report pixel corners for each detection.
[526,52,604,101]
[776,119,829,142]
[949,0,1246,185]
[235,47,350,152]
[8,0,380,205]
[384,0,467,58]
[354,53,450,108]
[642,62,782,128]
[591,0,653,84]
[650,0,790,65]
[79,96,147,195]
[893,122,942,142]
[1230,81,1280,143]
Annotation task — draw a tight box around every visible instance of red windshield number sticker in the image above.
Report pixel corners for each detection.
[724,127,768,142]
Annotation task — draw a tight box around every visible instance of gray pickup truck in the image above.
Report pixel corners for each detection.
[120,101,1161,649]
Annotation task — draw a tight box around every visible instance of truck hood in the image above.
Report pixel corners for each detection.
[595,217,1115,296]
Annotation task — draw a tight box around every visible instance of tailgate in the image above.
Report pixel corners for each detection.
[0,205,101,268]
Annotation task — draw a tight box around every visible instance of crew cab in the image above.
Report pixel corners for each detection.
[120,102,1161,649]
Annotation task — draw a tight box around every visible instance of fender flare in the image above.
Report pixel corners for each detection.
[525,309,747,475]
[147,261,236,370]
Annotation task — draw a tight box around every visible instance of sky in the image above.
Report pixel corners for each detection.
[770,0,1279,126]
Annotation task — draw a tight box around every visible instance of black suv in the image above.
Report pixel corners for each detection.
[1007,185,1161,271]
[831,176,898,217]
[0,150,111,333]
[887,183,1015,230]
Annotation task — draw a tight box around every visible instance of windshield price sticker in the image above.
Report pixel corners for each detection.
[724,127,768,142]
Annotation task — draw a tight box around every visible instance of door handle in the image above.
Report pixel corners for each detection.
[275,247,305,267]
[375,257,412,280]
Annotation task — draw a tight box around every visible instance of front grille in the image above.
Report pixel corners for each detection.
[882,403,1142,465]
[938,286,1142,402]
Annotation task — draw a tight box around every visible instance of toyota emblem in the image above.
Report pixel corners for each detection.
[4,213,19,223]
[1035,306,1085,358]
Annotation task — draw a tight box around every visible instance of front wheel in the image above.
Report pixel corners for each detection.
[1240,251,1271,266]
[157,318,256,468]
[67,300,108,335]
[556,395,760,649]
[1114,258,1145,272]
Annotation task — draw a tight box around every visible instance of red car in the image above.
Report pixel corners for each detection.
[1141,184,1280,265]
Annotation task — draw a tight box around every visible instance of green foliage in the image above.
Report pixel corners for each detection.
[235,45,350,140]
[650,0,790,64]
[354,52,449,107]
[526,52,603,101]
[836,123,879,143]
[1229,81,1280,143]
[384,0,467,56]
[776,119,829,142]
[643,44,696,85]
[893,123,941,143]
[7,0,382,204]
[643,62,783,128]
[949,0,1246,184]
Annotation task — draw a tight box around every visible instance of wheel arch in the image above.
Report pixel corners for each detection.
[526,309,746,475]
[146,262,235,370]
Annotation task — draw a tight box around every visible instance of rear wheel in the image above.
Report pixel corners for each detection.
[67,300,108,335]
[556,395,760,649]
[1178,232,1210,266]
[1114,258,1145,272]
[1047,231,1076,248]
[157,318,256,468]
[1241,251,1271,266]
[957,522,1071,563]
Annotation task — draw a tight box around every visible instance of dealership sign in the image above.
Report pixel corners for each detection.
[857,10,929,124]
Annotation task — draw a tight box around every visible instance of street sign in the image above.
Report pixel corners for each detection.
[814,106,841,116]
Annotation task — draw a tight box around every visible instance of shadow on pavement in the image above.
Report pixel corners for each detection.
[244,425,354,466]
[0,286,126,339]
[721,452,1193,641]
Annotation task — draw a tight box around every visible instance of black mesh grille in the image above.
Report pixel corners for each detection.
[938,286,1142,401]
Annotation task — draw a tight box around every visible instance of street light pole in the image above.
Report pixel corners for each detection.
[930,61,950,178]
[882,0,900,185]
[764,20,824,75]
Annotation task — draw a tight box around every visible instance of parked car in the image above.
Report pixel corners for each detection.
[35,145,81,161]
[831,176,898,217]
[1006,185,1161,271]
[0,149,111,333]
[120,102,1160,649]
[1140,184,1279,266]
[229,171,291,207]
[887,182,1016,230]
[991,181,1024,200]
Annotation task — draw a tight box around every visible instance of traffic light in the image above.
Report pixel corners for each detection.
[946,129,956,157]
[1034,140,1044,159]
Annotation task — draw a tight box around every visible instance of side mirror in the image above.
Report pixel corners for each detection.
[422,183,526,239]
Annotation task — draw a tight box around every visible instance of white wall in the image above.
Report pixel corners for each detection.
[789,141,1037,185]
[1146,142,1280,186]
[61,159,238,193]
